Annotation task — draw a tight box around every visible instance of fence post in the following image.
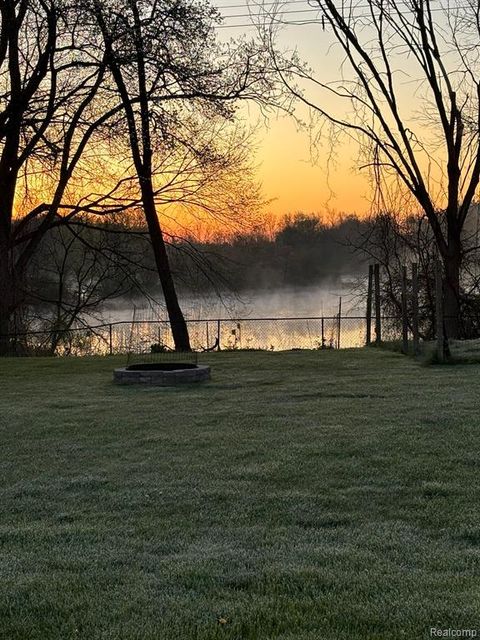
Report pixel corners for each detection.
[435,258,444,363]
[337,297,342,349]
[321,316,325,349]
[401,265,409,354]
[109,324,113,356]
[411,262,420,356]
[217,319,221,351]
[374,263,382,344]
[366,264,373,345]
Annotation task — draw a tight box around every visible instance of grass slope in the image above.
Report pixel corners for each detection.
[0,350,479,640]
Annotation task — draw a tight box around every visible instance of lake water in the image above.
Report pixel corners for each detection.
[102,282,363,323]
[96,283,367,353]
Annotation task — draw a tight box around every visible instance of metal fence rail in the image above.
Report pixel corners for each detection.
[0,316,382,357]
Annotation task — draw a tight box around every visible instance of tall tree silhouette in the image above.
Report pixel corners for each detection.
[269,0,480,338]
[89,0,276,350]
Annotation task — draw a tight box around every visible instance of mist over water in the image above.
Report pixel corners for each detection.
[84,280,367,353]
[102,281,363,323]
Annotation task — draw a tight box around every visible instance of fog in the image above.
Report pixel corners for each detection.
[102,280,363,324]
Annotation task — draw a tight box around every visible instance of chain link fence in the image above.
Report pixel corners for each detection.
[13,314,475,358]
[0,316,386,357]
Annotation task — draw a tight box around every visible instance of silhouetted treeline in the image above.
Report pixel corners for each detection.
[17,212,367,334]
[171,213,368,293]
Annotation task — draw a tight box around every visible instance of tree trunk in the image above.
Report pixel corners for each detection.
[443,236,461,340]
[0,304,11,356]
[0,238,12,356]
[140,182,191,351]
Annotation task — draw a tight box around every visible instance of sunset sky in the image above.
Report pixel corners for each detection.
[13,1,458,227]
[257,115,371,217]
[214,0,459,221]
[216,3,375,218]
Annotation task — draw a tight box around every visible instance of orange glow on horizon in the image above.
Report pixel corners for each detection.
[255,117,374,220]
[15,113,452,237]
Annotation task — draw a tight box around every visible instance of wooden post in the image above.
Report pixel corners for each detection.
[401,265,408,354]
[366,264,373,346]
[321,316,325,349]
[337,297,342,349]
[411,262,420,356]
[109,323,113,356]
[374,263,381,344]
[435,258,444,363]
[217,319,221,351]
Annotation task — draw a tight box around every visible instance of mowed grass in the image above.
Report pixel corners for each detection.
[1,350,480,640]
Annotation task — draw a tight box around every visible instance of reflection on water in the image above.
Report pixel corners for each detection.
[24,315,367,356]
[94,318,366,358]
[103,283,362,323]
[34,284,367,356]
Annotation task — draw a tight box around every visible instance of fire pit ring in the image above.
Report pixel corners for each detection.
[113,362,210,386]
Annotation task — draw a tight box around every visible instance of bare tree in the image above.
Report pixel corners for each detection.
[0,0,57,352]
[87,0,277,350]
[25,216,141,354]
[0,0,114,354]
[268,0,480,338]
[0,0,274,355]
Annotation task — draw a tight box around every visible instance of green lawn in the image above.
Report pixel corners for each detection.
[1,349,479,640]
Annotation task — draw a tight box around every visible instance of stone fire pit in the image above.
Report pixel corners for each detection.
[113,362,210,386]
